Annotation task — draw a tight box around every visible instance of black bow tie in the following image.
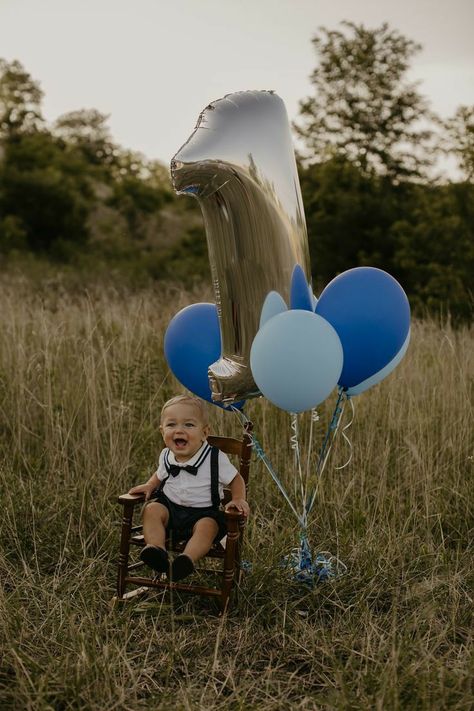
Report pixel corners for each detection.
[168,464,198,477]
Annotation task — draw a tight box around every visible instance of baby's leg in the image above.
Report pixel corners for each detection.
[183,517,219,563]
[143,502,169,548]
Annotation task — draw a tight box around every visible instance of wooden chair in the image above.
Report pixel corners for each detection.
[115,421,253,611]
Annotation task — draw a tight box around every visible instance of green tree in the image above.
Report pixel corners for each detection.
[104,151,173,239]
[443,105,474,182]
[0,59,44,138]
[147,225,210,283]
[106,174,171,239]
[295,22,434,179]
[392,181,474,321]
[53,108,118,168]
[0,131,92,254]
[299,156,402,286]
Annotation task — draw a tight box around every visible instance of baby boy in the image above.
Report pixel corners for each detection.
[128,395,250,581]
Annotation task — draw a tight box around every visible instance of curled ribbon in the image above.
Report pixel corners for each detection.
[281,532,348,586]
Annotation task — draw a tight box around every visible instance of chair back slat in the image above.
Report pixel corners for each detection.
[207,435,242,456]
[207,421,253,487]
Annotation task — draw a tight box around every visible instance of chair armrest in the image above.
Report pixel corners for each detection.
[224,508,247,522]
[118,492,145,505]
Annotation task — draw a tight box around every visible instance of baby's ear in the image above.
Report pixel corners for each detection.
[203,424,211,439]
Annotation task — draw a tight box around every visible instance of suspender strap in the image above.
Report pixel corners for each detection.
[156,474,168,494]
[210,446,220,510]
[156,446,220,509]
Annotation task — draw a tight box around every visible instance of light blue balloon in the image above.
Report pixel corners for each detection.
[250,310,343,413]
[259,291,288,329]
[346,330,410,396]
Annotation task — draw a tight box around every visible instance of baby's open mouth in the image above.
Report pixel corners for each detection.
[174,438,187,447]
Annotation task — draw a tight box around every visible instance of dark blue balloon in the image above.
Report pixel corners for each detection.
[164,303,244,410]
[315,267,410,389]
[290,264,313,311]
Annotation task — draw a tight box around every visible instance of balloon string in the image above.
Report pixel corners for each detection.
[305,388,346,517]
[317,388,345,472]
[335,396,354,470]
[290,413,306,526]
[232,407,305,527]
[231,392,353,529]
[306,408,319,481]
[315,395,345,484]
[290,413,298,508]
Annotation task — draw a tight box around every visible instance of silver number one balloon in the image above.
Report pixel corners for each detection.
[171,90,311,405]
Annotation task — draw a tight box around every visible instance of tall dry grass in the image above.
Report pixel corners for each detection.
[0,276,472,710]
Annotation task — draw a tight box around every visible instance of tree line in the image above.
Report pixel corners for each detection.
[0,21,473,320]
[295,22,473,321]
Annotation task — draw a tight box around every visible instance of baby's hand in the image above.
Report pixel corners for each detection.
[128,482,155,501]
[225,499,250,517]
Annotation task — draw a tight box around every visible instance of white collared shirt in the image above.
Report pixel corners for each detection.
[155,442,238,507]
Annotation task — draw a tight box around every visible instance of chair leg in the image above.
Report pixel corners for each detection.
[235,519,246,584]
[221,519,240,611]
[117,502,135,598]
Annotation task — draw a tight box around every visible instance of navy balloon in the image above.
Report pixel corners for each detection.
[164,303,244,409]
[290,264,313,311]
[315,267,410,391]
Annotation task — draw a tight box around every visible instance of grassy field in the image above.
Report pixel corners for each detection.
[0,276,472,710]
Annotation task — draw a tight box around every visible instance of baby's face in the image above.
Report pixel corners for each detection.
[160,403,210,462]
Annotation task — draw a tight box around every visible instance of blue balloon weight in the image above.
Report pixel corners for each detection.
[290,264,313,311]
[164,303,244,409]
[259,290,288,329]
[250,310,343,413]
[315,267,410,391]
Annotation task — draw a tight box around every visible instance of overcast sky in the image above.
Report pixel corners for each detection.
[1,0,473,168]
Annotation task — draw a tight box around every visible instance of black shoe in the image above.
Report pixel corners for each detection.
[171,554,195,582]
[140,544,169,573]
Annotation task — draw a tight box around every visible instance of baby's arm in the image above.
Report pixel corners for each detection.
[225,473,250,517]
[128,472,159,501]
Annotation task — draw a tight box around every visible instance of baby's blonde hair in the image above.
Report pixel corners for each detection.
[160,395,209,425]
